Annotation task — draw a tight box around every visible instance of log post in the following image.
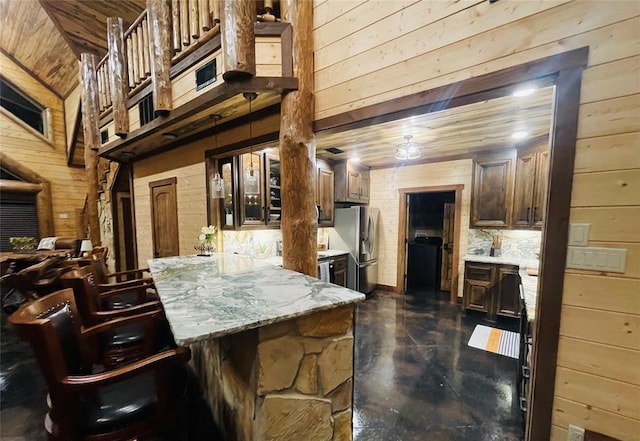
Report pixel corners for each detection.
[171,0,181,52]
[199,0,211,31]
[221,0,255,81]
[279,0,315,277]
[147,0,173,113]
[107,17,130,137]
[80,53,102,246]
[189,0,200,38]
[180,0,190,46]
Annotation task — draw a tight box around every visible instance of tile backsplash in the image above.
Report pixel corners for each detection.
[467,229,541,260]
[222,230,282,258]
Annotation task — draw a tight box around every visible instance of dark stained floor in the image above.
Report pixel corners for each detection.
[353,289,525,441]
[1,289,524,440]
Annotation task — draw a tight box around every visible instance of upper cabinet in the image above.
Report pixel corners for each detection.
[317,160,334,226]
[470,140,549,230]
[334,161,370,204]
[471,152,515,228]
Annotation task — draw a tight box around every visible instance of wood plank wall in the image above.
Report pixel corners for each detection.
[64,83,82,153]
[313,1,640,438]
[133,113,280,267]
[0,52,87,237]
[369,160,472,298]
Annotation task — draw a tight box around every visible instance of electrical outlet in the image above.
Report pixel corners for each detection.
[567,424,585,441]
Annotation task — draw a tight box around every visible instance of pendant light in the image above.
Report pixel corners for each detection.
[210,114,225,198]
[395,135,421,160]
[243,92,260,195]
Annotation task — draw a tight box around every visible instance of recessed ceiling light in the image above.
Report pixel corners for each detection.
[513,88,536,97]
[350,157,360,163]
[512,131,529,140]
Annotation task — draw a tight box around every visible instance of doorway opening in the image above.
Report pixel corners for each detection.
[111,165,136,271]
[405,191,455,294]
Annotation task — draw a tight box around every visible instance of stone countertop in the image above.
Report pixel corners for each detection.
[463,254,540,269]
[519,269,538,321]
[257,250,349,268]
[148,254,365,345]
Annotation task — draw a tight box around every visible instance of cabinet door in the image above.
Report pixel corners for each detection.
[317,167,334,226]
[218,157,236,229]
[496,265,520,318]
[347,169,361,200]
[512,151,537,228]
[463,263,495,314]
[471,157,513,227]
[532,150,549,228]
[266,153,281,226]
[359,170,370,202]
[239,152,265,226]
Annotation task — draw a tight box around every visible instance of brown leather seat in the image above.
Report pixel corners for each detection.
[53,238,82,258]
[9,288,192,441]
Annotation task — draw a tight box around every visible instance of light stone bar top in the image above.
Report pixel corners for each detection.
[148,253,365,345]
[519,269,539,321]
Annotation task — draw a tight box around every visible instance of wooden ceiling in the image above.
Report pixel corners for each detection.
[0,0,144,99]
[316,86,555,169]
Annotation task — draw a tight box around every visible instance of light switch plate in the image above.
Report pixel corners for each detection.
[568,223,590,246]
[567,424,584,441]
[567,246,627,273]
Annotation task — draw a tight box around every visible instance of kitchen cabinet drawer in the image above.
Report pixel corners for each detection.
[465,263,494,282]
[463,261,521,321]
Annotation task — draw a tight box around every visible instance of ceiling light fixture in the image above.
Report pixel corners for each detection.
[513,87,536,97]
[243,92,260,195]
[512,131,529,140]
[350,156,360,163]
[395,135,421,160]
[210,115,224,199]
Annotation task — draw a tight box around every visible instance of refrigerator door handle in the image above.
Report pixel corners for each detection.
[368,214,375,257]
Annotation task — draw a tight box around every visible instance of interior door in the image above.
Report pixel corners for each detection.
[150,177,179,258]
[440,202,454,291]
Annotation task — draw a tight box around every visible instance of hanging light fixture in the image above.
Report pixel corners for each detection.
[243,92,260,195]
[395,135,421,160]
[210,114,225,199]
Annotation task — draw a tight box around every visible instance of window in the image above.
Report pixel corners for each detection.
[0,78,46,135]
[139,94,156,126]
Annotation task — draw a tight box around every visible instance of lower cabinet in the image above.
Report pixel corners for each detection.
[333,254,347,287]
[463,262,520,321]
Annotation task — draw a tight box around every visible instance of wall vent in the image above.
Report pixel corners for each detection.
[100,129,109,144]
[139,94,155,126]
[327,147,344,154]
[196,59,217,91]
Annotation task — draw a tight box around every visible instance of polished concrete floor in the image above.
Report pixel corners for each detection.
[1,289,524,440]
[353,290,524,441]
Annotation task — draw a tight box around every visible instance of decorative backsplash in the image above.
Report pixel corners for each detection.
[467,229,541,260]
[222,230,282,258]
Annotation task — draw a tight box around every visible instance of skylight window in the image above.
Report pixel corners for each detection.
[0,78,46,135]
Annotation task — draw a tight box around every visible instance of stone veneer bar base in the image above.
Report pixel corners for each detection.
[189,305,355,441]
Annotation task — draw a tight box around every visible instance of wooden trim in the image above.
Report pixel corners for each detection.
[585,430,620,441]
[0,47,65,100]
[396,184,463,303]
[0,180,41,193]
[376,284,402,294]
[205,131,280,158]
[526,66,585,441]
[129,165,139,268]
[313,48,587,133]
[68,106,83,167]
[148,176,177,188]
[0,107,55,147]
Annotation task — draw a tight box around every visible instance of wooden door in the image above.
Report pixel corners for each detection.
[150,177,179,258]
[512,150,537,228]
[471,157,513,227]
[317,166,334,226]
[440,203,454,291]
[532,150,549,228]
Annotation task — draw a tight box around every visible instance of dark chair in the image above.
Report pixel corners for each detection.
[53,237,82,258]
[9,288,192,441]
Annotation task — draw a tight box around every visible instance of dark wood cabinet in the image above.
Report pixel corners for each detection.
[317,160,334,226]
[463,261,520,321]
[512,146,549,229]
[471,154,514,227]
[334,160,370,204]
[333,254,347,287]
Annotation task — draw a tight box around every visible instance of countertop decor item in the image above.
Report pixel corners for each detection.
[195,225,217,256]
[9,237,37,253]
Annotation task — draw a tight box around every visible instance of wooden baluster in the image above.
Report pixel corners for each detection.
[279,0,315,276]
[104,63,111,107]
[259,0,276,22]
[147,0,173,113]
[172,0,181,52]
[221,0,255,81]
[180,0,190,46]
[126,35,135,88]
[199,0,210,31]
[131,29,140,84]
[279,0,287,22]
[80,53,102,246]
[142,17,151,76]
[136,26,145,81]
[189,0,199,38]
[97,65,104,111]
[107,17,129,136]
[210,0,219,24]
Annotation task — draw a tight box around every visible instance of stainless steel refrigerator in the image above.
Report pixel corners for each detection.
[329,207,379,293]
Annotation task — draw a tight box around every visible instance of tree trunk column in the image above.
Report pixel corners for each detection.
[221,0,255,81]
[107,17,129,136]
[147,0,173,114]
[80,53,102,246]
[279,0,316,277]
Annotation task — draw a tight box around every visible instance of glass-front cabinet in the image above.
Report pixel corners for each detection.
[210,146,280,230]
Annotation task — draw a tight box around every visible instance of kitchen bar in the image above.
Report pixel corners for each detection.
[148,253,365,441]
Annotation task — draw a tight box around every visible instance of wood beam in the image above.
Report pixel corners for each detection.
[279,0,315,277]
[221,0,255,81]
[81,53,102,246]
[147,0,173,113]
[107,17,130,137]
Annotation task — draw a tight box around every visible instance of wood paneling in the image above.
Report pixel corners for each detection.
[574,133,640,174]
[0,53,86,237]
[562,274,640,314]
[571,170,640,207]
[559,306,640,351]
[570,207,640,244]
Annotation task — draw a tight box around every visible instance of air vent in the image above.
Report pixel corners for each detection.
[196,59,217,91]
[139,94,155,126]
[100,129,109,144]
[327,147,344,154]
